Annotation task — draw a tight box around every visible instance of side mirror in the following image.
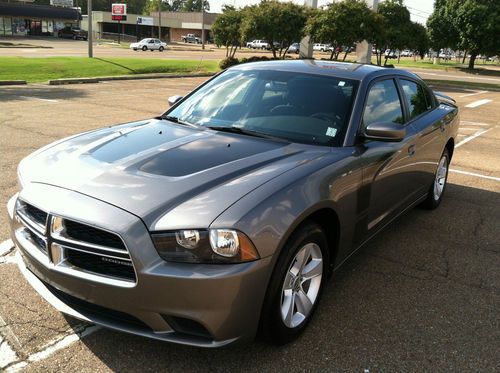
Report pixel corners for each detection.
[363,122,406,142]
[168,95,183,107]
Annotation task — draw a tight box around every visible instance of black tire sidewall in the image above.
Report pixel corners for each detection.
[423,148,450,209]
[260,223,329,345]
[142,46,147,51]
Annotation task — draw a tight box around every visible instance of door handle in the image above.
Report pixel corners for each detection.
[408,144,416,156]
[440,124,446,132]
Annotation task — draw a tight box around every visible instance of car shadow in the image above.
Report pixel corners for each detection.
[70,183,499,371]
[0,86,89,102]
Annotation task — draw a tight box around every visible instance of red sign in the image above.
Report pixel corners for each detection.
[112,15,126,21]
[111,3,126,16]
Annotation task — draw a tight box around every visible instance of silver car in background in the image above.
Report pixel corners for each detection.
[130,38,167,52]
[8,60,458,347]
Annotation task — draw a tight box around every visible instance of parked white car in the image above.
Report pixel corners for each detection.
[313,43,331,52]
[130,38,167,52]
[400,50,414,57]
[246,40,270,49]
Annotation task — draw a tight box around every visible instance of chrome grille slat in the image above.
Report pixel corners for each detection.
[15,200,136,284]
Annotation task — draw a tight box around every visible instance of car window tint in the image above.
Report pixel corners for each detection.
[400,79,431,119]
[363,79,404,128]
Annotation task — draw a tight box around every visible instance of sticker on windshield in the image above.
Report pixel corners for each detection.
[338,81,346,87]
[326,127,337,137]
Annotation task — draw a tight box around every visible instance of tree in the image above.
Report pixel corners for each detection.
[455,0,500,69]
[426,1,459,54]
[144,0,186,14]
[212,7,242,58]
[182,0,209,11]
[408,22,429,60]
[376,0,413,65]
[307,0,372,61]
[240,1,308,59]
[365,11,387,66]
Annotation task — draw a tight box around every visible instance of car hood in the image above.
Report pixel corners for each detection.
[19,119,329,230]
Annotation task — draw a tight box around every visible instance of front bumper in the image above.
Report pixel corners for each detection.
[7,184,273,347]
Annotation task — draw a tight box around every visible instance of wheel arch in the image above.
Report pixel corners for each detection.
[445,137,455,160]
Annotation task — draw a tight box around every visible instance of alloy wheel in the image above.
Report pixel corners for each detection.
[280,243,323,328]
[433,154,448,200]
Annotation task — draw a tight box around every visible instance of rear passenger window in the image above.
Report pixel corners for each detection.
[363,79,404,128]
[400,79,431,120]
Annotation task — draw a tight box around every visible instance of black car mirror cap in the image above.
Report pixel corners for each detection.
[168,95,183,107]
[363,122,406,142]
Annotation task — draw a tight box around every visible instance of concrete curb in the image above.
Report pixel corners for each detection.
[0,80,27,86]
[48,73,216,85]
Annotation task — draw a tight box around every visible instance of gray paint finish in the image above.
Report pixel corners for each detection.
[8,60,459,346]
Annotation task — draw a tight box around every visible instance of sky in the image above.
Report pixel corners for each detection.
[208,0,435,24]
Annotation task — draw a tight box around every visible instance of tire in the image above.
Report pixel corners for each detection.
[421,148,450,209]
[72,35,77,40]
[133,48,137,51]
[259,222,329,345]
[142,45,147,51]
[159,46,164,52]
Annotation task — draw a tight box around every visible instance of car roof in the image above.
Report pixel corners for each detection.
[230,59,420,82]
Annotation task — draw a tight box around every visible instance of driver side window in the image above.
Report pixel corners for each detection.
[363,79,404,129]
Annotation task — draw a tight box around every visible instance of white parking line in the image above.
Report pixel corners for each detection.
[450,169,500,182]
[18,96,58,103]
[459,127,485,131]
[0,335,19,370]
[0,240,14,257]
[456,128,493,148]
[460,121,489,126]
[459,91,488,98]
[465,99,493,108]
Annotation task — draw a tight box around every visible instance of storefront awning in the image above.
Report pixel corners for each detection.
[0,2,81,20]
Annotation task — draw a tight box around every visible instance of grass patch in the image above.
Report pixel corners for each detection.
[0,57,219,83]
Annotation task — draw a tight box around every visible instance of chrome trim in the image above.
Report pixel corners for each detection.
[14,201,137,287]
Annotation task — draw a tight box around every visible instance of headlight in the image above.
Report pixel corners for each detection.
[151,229,259,263]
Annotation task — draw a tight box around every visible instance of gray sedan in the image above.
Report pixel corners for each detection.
[8,60,459,347]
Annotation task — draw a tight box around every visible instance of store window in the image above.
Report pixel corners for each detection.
[11,18,27,35]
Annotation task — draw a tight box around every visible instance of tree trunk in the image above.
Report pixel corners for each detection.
[462,50,467,64]
[468,52,477,69]
[330,49,335,60]
[342,50,348,61]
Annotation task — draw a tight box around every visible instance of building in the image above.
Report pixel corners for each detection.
[149,11,217,42]
[81,11,217,42]
[0,1,81,37]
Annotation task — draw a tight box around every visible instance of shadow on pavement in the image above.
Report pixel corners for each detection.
[63,183,499,371]
[0,86,89,102]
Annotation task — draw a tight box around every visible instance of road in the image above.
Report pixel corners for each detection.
[0,78,499,372]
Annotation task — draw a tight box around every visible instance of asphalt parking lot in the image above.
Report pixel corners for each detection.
[0,77,499,372]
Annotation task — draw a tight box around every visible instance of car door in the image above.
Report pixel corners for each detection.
[357,78,421,237]
[148,39,156,49]
[398,78,444,194]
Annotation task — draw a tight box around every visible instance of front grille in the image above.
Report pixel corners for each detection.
[15,199,136,284]
[63,219,125,250]
[42,278,150,331]
[24,204,48,227]
[66,249,136,281]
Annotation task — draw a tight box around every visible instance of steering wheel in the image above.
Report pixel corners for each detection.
[270,104,296,115]
[310,112,343,128]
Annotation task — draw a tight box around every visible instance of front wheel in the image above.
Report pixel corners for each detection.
[259,223,329,345]
[421,148,450,209]
[142,45,147,51]
[159,46,164,52]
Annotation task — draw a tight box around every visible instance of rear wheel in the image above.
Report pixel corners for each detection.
[260,223,329,345]
[422,148,450,209]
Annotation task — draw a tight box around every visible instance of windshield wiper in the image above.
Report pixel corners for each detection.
[161,115,197,127]
[206,126,288,142]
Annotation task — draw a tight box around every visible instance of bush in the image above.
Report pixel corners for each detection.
[219,57,239,69]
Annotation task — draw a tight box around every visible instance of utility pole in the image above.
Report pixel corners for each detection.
[88,0,93,57]
[201,4,205,50]
[356,0,379,64]
[299,0,317,59]
[158,0,161,40]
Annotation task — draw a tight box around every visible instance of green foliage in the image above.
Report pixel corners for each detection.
[212,7,242,57]
[427,0,499,69]
[240,1,308,59]
[307,0,373,61]
[219,57,239,69]
[409,22,429,59]
[376,0,413,65]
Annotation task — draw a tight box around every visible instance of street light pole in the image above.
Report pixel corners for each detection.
[356,0,379,64]
[299,0,317,59]
[201,5,205,50]
[88,0,93,57]
[158,1,162,40]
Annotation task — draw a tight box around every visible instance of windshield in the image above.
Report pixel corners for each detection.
[167,69,358,146]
